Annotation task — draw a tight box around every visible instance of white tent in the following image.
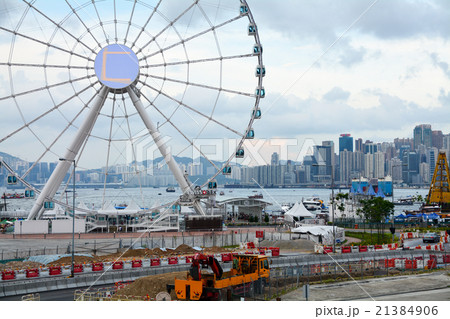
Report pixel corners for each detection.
[285,201,314,222]
[291,225,345,245]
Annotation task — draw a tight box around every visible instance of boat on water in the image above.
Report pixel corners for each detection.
[302,197,325,211]
[393,198,414,206]
[248,193,263,199]
[166,187,175,193]
[219,191,225,195]
[1,193,25,199]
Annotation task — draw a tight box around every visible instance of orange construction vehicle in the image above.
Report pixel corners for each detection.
[167,253,270,300]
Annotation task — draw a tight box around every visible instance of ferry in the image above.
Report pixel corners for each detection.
[166,187,175,193]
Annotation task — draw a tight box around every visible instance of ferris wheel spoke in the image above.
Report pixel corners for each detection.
[130,0,162,48]
[139,80,242,137]
[0,81,98,144]
[139,14,242,62]
[123,0,137,45]
[101,93,117,206]
[0,73,96,101]
[64,0,102,48]
[0,27,93,63]
[135,1,197,56]
[22,0,97,56]
[142,53,254,69]
[0,62,93,70]
[142,73,255,98]
[21,92,99,180]
[140,90,221,171]
[91,0,110,44]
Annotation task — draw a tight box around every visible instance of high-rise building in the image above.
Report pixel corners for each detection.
[339,150,352,184]
[373,152,385,179]
[339,134,353,152]
[432,130,443,149]
[355,138,363,152]
[427,147,438,183]
[413,124,432,150]
[363,153,374,179]
[271,152,279,166]
[351,151,363,176]
[363,141,378,154]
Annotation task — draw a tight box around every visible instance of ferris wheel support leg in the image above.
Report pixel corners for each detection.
[27,86,110,220]
[127,87,206,216]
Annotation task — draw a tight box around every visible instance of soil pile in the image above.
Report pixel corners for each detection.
[115,271,187,300]
[259,239,315,252]
[47,255,94,266]
[0,261,43,271]
[174,244,198,255]
[202,246,228,254]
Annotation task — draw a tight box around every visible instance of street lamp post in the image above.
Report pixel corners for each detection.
[59,158,76,278]
[313,163,335,252]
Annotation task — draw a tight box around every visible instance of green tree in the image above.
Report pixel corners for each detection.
[336,193,349,201]
[358,197,394,243]
[264,214,269,223]
[249,216,254,223]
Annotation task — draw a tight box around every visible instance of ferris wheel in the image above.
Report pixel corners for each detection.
[0,0,264,221]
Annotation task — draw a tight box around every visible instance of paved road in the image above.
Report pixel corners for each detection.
[281,271,450,301]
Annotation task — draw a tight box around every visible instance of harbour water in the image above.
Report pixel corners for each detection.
[2,187,429,216]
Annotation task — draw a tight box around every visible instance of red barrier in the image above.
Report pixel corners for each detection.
[405,259,417,270]
[341,246,351,253]
[427,259,437,269]
[384,258,395,268]
[322,246,333,254]
[1,270,15,280]
[112,261,123,270]
[247,242,255,249]
[443,255,450,263]
[359,245,368,252]
[168,257,178,265]
[185,256,193,264]
[221,253,233,262]
[374,245,383,250]
[49,266,62,276]
[259,247,268,251]
[74,264,83,273]
[408,233,413,239]
[26,268,39,278]
[92,262,104,272]
[132,260,142,268]
[150,258,160,267]
[258,248,266,255]
[269,247,280,257]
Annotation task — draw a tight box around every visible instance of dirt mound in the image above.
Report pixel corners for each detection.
[115,271,187,300]
[202,246,228,254]
[151,247,176,257]
[174,244,198,254]
[47,255,94,266]
[259,239,315,252]
[0,261,44,271]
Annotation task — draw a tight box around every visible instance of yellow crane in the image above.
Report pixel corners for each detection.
[427,151,450,205]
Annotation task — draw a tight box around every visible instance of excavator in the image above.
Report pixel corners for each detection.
[167,253,270,301]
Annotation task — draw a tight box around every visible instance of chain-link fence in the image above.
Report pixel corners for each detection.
[234,250,450,301]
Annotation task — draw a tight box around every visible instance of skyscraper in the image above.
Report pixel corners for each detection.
[271,152,279,166]
[355,138,363,152]
[413,124,432,150]
[339,134,353,152]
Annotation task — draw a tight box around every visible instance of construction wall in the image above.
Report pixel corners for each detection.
[14,220,48,234]
[52,219,86,234]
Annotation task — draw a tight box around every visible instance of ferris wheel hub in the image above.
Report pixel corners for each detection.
[94,44,140,90]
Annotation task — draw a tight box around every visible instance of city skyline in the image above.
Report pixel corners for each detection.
[1,1,450,169]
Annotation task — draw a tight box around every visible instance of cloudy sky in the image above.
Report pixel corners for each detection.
[247,0,450,158]
[1,0,450,168]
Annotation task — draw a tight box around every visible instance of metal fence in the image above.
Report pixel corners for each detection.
[1,230,300,261]
[235,250,450,301]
